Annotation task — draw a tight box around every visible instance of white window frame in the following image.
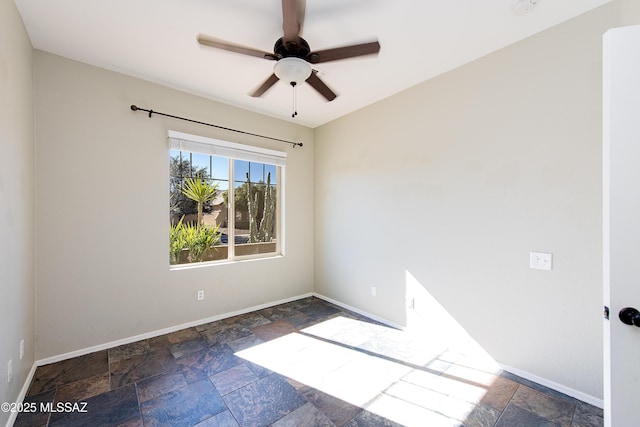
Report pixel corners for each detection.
[168,130,286,267]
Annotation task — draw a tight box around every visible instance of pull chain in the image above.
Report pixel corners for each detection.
[291,82,298,118]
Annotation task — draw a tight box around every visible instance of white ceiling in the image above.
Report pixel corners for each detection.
[15,0,611,128]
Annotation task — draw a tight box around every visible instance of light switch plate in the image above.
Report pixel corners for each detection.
[530,252,552,270]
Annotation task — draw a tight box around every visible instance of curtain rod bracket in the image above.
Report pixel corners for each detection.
[130,104,302,148]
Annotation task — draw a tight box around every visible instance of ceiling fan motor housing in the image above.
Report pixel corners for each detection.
[273,37,313,86]
[274,37,311,59]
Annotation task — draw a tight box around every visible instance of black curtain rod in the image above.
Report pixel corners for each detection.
[130,105,303,148]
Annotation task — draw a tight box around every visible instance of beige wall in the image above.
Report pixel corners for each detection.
[314,2,639,400]
[0,0,35,424]
[34,51,314,359]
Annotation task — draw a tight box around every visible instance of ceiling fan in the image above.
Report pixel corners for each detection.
[197,0,380,106]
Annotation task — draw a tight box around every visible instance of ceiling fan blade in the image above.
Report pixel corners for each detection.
[250,74,280,97]
[297,0,306,36]
[306,72,337,101]
[197,34,276,60]
[307,40,380,64]
[282,0,304,43]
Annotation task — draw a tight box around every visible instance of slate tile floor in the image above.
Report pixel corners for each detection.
[15,297,603,427]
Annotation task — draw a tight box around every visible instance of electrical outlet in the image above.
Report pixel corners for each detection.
[408,297,415,309]
[371,287,377,297]
[20,340,24,360]
[7,359,12,383]
[197,290,205,301]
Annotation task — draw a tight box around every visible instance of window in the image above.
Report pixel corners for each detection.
[168,131,285,266]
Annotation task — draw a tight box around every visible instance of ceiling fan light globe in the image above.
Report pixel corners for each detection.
[274,57,312,85]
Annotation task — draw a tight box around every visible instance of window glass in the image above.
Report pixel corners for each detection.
[212,156,228,186]
[234,160,249,183]
[233,159,278,257]
[191,153,211,178]
[169,151,279,266]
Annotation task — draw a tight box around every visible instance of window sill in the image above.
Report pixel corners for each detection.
[169,253,283,271]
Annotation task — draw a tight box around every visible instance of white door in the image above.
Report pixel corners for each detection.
[603,25,640,427]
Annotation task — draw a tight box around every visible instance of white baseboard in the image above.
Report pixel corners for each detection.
[499,363,604,409]
[312,292,405,330]
[36,293,313,366]
[4,362,38,427]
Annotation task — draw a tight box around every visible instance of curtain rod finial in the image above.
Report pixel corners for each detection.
[130,105,138,111]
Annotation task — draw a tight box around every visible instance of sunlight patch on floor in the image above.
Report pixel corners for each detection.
[237,331,411,407]
[236,313,504,425]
